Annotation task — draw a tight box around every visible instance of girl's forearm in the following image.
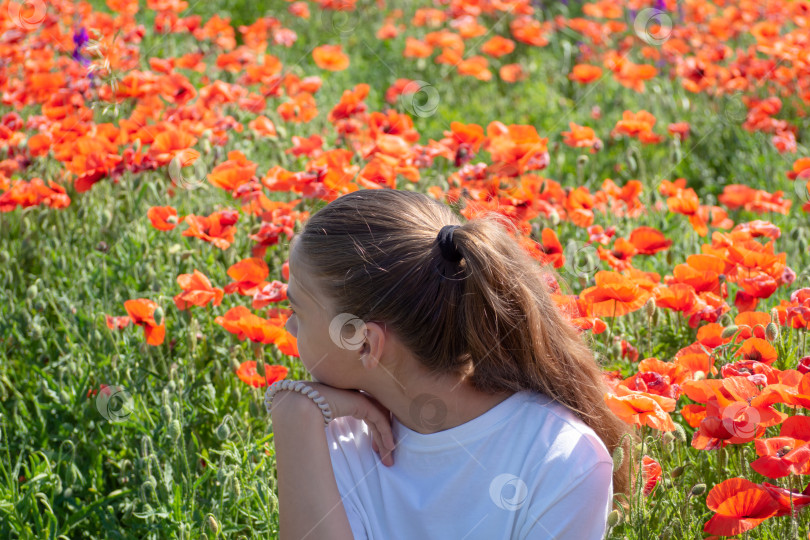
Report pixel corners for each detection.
[271,392,355,540]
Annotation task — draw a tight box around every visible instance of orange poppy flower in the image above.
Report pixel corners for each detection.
[481,36,515,58]
[215,305,285,344]
[148,206,181,231]
[642,455,662,496]
[174,270,224,310]
[499,64,526,83]
[181,209,239,250]
[569,63,602,83]
[537,228,564,269]
[105,314,131,330]
[484,122,549,176]
[277,92,318,123]
[787,157,810,181]
[703,478,780,536]
[149,130,198,166]
[761,482,810,518]
[655,283,698,313]
[629,227,671,255]
[751,435,810,479]
[579,271,652,317]
[225,257,270,296]
[403,37,433,58]
[604,385,676,432]
[667,122,690,140]
[249,116,278,137]
[734,337,778,365]
[0,178,71,212]
[208,150,257,192]
[696,323,732,349]
[123,298,166,346]
[236,360,289,388]
[561,122,602,152]
[457,56,492,81]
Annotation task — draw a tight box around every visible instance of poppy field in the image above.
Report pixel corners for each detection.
[2,0,810,538]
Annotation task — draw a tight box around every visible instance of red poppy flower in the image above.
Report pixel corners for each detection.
[148,206,181,231]
[236,360,289,388]
[703,478,780,536]
[123,298,166,346]
[174,270,224,310]
[579,271,652,317]
[215,306,284,344]
[642,455,662,496]
[604,385,676,432]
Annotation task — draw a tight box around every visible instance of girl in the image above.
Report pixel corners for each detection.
[266,188,631,540]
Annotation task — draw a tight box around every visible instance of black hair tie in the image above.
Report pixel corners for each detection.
[437,225,463,263]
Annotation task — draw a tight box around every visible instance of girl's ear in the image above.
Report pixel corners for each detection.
[359,321,385,370]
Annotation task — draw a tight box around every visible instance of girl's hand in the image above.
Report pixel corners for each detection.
[272,381,396,467]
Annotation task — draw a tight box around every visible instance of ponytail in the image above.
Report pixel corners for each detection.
[295,188,633,496]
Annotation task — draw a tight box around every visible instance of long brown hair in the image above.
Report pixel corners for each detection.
[292,188,633,495]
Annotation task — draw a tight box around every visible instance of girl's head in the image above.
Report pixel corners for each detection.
[286,188,632,494]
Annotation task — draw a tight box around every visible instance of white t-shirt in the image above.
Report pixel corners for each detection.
[325,390,614,540]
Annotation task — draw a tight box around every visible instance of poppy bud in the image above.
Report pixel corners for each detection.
[612,446,624,469]
[643,297,656,319]
[232,476,241,499]
[548,209,560,227]
[26,283,38,300]
[256,358,266,378]
[720,325,738,339]
[719,313,732,326]
[652,307,660,326]
[607,509,621,528]
[206,514,220,536]
[765,322,779,342]
[152,306,164,327]
[576,155,589,167]
[670,465,686,478]
[690,483,706,497]
[160,403,173,424]
[662,431,675,449]
[168,420,182,442]
[770,308,779,324]
[268,489,279,514]
[673,423,687,444]
[693,370,706,380]
[168,155,182,183]
[216,421,230,441]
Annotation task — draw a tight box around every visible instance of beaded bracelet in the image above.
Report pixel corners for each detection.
[264,380,334,426]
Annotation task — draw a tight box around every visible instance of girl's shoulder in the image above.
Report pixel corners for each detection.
[517,391,614,475]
